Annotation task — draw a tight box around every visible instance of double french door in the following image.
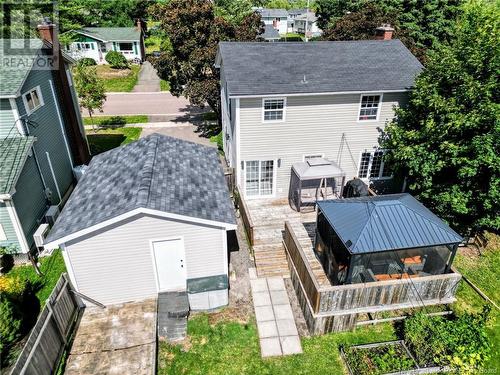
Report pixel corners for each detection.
[244,160,274,197]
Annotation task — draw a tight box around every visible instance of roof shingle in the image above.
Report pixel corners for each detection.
[76,27,141,42]
[46,134,235,243]
[218,40,423,97]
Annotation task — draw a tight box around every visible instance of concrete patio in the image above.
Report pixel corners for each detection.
[64,299,156,375]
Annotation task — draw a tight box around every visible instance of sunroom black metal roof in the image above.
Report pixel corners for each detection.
[317,194,462,254]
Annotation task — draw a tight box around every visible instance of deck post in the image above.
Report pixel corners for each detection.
[445,244,458,273]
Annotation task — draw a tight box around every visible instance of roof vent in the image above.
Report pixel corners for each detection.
[345,240,352,248]
[301,74,308,84]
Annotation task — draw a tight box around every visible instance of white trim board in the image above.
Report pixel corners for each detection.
[229,89,409,99]
[44,207,237,249]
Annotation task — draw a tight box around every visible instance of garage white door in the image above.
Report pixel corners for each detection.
[152,238,186,291]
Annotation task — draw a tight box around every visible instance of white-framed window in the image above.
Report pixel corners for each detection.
[303,154,324,161]
[22,86,44,115]
[244,160,275,197]
[358,94,382,121]
[262,98,285,122]
[358,150,392,180]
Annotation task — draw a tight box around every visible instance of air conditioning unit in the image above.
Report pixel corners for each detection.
[45,205,60,226]
[33,223,50,248]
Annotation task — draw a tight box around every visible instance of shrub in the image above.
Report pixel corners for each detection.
[77,57,97,67]
[0,275,29,301]
[0,295,22,355]
[105,51,128,69]
[210,132,223,152]
[100,116,126,128]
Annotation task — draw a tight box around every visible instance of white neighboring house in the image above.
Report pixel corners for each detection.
[256,8,288,35]
[294,12,322,37]
[287,8,307,33]
[65,24,145,64]
[216,27,423,199]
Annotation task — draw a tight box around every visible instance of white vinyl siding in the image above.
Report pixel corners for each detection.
[64,214,226,306]
[238,92,406,197]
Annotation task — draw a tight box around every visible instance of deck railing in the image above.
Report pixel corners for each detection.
[236,188,254,246]
[283,221,462,316]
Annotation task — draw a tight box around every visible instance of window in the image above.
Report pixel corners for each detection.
[358,94,381,121]
[100,43,107,52]
[263,98,285,122]
[22,86,44,114]
[245,160,274,196]
[358,150,391,179]
[119,42,133,51]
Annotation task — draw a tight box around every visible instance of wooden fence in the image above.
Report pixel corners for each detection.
[10,273,83,375]
[283,222,462,333]
[236,189,254,246]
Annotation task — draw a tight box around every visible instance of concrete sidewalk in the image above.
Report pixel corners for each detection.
[250,269,302,357]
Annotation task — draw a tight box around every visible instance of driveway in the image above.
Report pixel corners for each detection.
[65,299,156,375]
[133,62,160,92]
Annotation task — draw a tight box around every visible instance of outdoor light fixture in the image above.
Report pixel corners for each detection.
[278,158,282,168]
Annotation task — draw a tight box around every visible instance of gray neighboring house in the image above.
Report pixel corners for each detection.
[216,35,423,199]
[44,134,237,308]
[0,31,90,253]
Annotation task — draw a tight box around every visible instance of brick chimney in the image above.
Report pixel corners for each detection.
[37,17,58,45]
[375,24,394,40]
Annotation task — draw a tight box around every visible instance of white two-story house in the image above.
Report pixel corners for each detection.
[216,35,423,200]
[256,8,288,35]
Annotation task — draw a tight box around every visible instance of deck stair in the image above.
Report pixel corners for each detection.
[246,198,317,277]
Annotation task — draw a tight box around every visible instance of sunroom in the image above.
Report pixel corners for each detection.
[314,194,463,286]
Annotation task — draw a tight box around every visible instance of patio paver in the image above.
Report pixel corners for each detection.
[250,270,302,358]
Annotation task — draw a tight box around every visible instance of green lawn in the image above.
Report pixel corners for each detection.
[158,315,395,374]
[96,65,140,92]
[83,115,148,127]
[86,127,142,155]
[6,250,66,306]
[160,79,170,91]
[452,237,500,371]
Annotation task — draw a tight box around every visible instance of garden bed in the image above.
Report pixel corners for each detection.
[341,340,449,375]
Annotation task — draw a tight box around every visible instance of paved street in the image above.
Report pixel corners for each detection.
[99,91,205,118]
[140,122,215,147]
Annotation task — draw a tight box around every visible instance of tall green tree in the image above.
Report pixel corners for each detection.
[73,65,106,132]
[380,0,499,234]
[151,0,263,125]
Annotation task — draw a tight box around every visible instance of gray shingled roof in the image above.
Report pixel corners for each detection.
[76,27,141,42]
[218,40,423,97]
[257,8,289,18]
[46,134,235,244]
[260,25,281,41]
[0,136,36,194]
[317,194,462,254]
[0,39,43,96]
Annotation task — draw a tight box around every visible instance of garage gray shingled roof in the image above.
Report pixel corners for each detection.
[46,133,235,243]
[218,40,423,97]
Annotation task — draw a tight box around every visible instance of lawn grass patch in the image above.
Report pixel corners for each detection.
[452,236,500,372]
[86,127,142,155]
[6,250,66,307]
[158,314,395,374]
[83,115,148,127]
[160,79,170,91]
[96,65,140,92]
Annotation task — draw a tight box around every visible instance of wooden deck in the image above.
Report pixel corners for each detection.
[245,198,320,277]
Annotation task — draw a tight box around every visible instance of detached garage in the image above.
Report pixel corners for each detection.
[44,133,236,309]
